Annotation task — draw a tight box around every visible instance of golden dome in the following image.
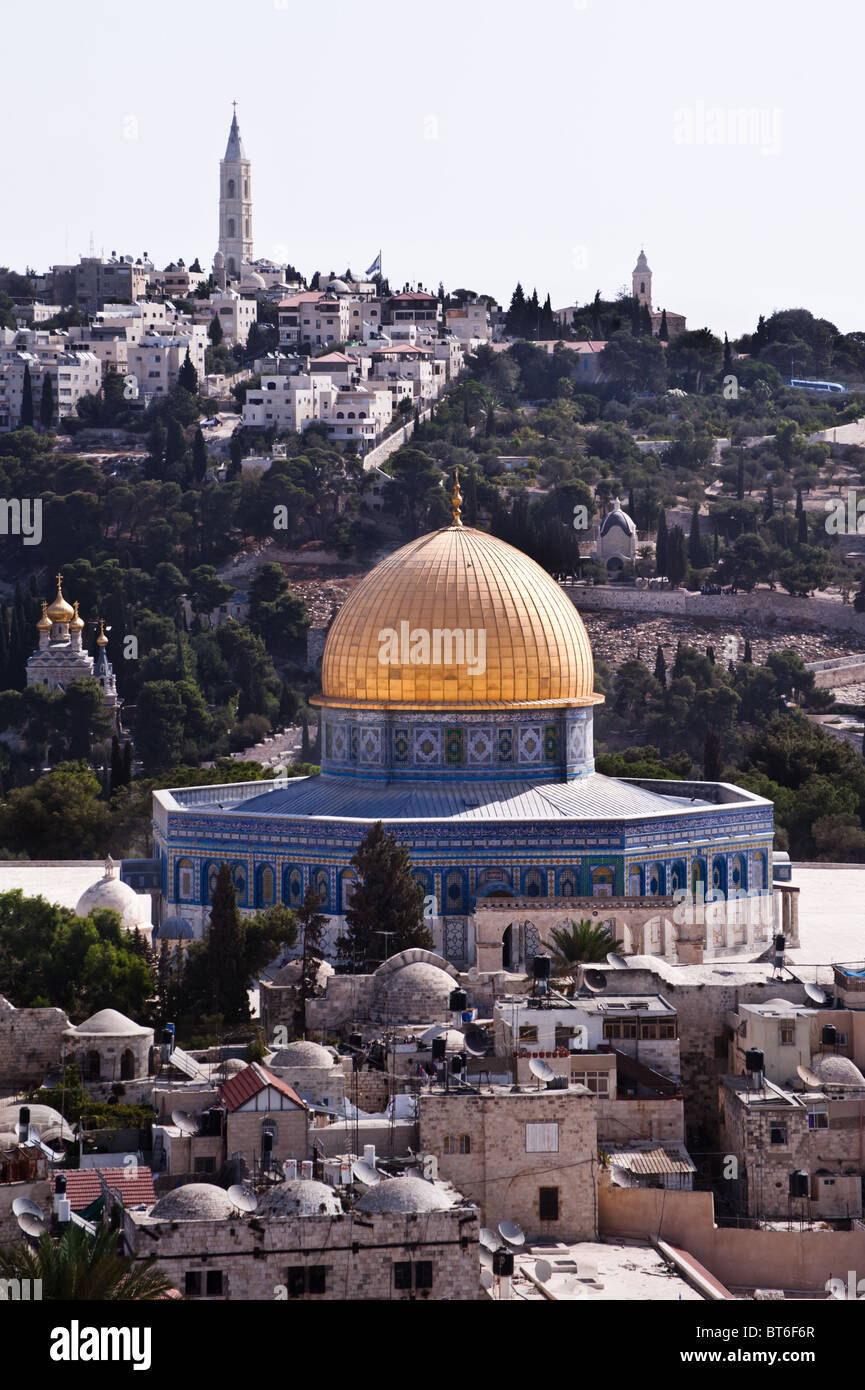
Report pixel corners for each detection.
[37,601,51,633]
[70,601,85,632]
[316,523,600,711]
[96,618,108,646]
[46,573,74,623]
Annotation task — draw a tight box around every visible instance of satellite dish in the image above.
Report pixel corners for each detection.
[529,1057,556,1084]
[534,1259,553,1284]
[582,969,607,994]
[463,1026,490,1057]
[352,1159,382,1186]
[498,1220,525,1247]
[606,952,628,969]
[171,1110,200,1135]
[227,1185,257,1213]
[480,1268,494,1290]
[797,1064,823,1089]
[804,983,828,1006]
[17,1212,45,1239]
[479,1245,495,1270]
[12,1196,43,1220]
[479,1227,500,1251]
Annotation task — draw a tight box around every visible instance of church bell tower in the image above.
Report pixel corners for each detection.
[632,248,652,311]
[218,104,253,280]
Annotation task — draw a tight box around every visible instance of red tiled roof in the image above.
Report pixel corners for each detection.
[218,1062,307,1113]
[64,1166,156,1211]
[388,292,437,302]
[278,291,324,309]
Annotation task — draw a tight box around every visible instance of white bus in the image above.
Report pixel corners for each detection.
[789,378,846,394]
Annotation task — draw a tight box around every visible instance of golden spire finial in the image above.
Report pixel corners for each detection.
[452,468,463,527]
[96,618,108,646]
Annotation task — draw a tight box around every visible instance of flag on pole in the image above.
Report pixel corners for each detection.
[365,251,382,277]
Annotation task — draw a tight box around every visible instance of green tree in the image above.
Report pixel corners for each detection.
[208,313,224,347]
[0,1222,175,1301]
[654,645,667,687]
[203,863,249,1022]
[295,886,328,1034]
[655,507,668,576]
[39,372,55,428]
[336,822,431,971]
[178,347,198,394]
[191,426,208,483]
[703,725,722,780]
[20,364,34,427]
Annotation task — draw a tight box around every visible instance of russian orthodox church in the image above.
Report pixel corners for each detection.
[26,573,120,715]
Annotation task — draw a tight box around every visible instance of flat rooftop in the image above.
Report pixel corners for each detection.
[510,1239,704,1301]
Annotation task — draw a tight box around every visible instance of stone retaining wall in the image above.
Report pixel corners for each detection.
[566,584,865,638]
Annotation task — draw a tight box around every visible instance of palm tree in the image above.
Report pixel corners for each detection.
[547,919,624,979]
[0,1222,176,1301]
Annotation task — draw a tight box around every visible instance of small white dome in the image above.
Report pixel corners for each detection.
[150,1184,236,1221]
[355,1175,454,1214]
[72,1008,150,1037]
[76,860,147,931]
[258,1180,341,1217]
[269,1041,334,1069]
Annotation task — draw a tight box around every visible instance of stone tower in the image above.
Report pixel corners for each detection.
[218,105,252,280]
[632,248,652,311]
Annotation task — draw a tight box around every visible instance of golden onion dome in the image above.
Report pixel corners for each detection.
[70,601,85,632]
[37,600,51,633]
[46,573,74,623]
[316,520,600,711]
[96,618,108,647]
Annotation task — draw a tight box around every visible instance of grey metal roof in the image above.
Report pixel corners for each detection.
[222,771,715,825]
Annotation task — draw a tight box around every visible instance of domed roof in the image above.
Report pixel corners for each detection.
[72,1007,150,1037]
[241,271,266,290]
[420,1026,466,1051]
[76,858,146,930]
[220,1057,247,1076]
[156,916,194,940]
[37,601,51,633]
[258,1180,341,1217]
[327,277,350,292]
[0,1101,74,1144]
[371,959,456,1024]
[46,573,74,623]
[599,502,636,538]
[317,494,598,712]
[271,957,334,988]
[70,601,85,632]
[150,1184,236,1221]
[355,1175,454,1214]
[269,1041,335,1069]
[810,1053,865,1087]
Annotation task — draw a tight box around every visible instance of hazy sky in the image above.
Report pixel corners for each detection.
[2,0,862,337]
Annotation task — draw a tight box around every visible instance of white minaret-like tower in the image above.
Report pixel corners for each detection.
[218,103,253,279]
[632,248,652,311]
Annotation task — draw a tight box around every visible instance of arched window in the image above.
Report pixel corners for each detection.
[227,217,235,237]
[231,863,248,905]
[227,177,235,198]
[557,868,578,897]
[176,857,194,901]
[411,868,434,915]
[628,866,642,896]
[521,867,546,898]
[339,869,358,912]
[752,852,766,890]
[691,859,707,896]
[311,867,330,910]
[712,856,728,895]
[228,257,236,275]
[256,865,276,907]
[284,866,303,908]
[649,862,665,895]
[121,1048,135,1080]
[443,868,467,914]
[348,412,355,419]
[731,854,748,891]
[203,861,220,902]
[670,860,686,894]
[336,411,344,419]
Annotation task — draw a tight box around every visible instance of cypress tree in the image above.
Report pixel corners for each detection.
[178,347,198,393]
[204,864,249,1022]
[300,719,310,761]
[654,645,667,686]
[20,364,34,427]
[658,309,669,342]
[110,735,124,792]
[688,503,705,568]
[723,333,733,375]
[640,302,653,337]
[703,725,722,781]
[795,487,804,517]
[655,507,668,576]
[208,314,224,347]
[192,426,208,483]
[798,509,808,544]
[295,886,328,1035]
[666,527,687,587]
[122,739,133,785]
[505,283,527,337]
[39,372,54,428]
[336,821,432,973]
[672,641,684,679]
[736,452,745,501]
[744,639,753,663]
[706,644,716,664]
[229,430,243,477]
[764,481,775,520]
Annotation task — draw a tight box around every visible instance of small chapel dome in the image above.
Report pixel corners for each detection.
[75,857,145,931]
[46,574,74,623]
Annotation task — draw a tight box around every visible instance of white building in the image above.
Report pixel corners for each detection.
[0,337,102,430]
[127,328,207,400]
[445,301,491,344]
[204,288,257,346]
[242,373,337,432]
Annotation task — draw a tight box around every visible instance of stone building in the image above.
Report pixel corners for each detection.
[595,499,638,575]
[0,996,68,1091]
[217,107,253,279]
[62,1007,153,1084]
[26,577,120,718]
[119,1175,482,1301]
[418,1084,598,1240]
[719,1058,865,1220]
[218,1063,309,1178]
